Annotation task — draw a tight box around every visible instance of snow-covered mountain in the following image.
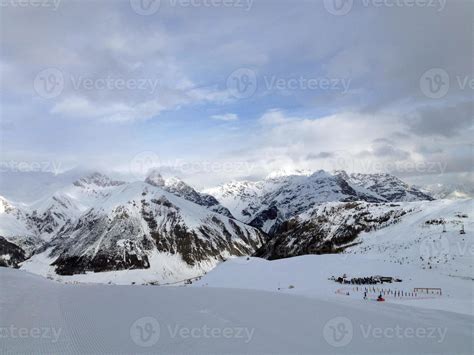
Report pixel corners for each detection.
[0,196,43,259]
[206,170,433,234]
[255,201,411,259]
[25,173,126,241]
[41,181,265,276]
[145,170,234,218]
[421,182,474,200]
[1,172,266,283]
[256,198,472,279]
[3,168,469,286]
[336,171,434,202]
[0,236,27,268]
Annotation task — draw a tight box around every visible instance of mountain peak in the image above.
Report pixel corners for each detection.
[73,172,125,188]
[265,168,312,179]
[333,169,350,180]
[145,170,165,187]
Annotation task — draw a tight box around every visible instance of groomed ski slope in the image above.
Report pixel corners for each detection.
[1,267,472,354]
[348,199,473,279]
[194,254,473,316]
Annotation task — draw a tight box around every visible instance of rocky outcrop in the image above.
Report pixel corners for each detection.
[0,236,26,268]
[208,170,432,234]
[254,202,411,260]
[145,171,234,218]
[44,182,267,275]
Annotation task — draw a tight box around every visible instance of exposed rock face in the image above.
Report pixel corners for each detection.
[144,170,166,187]
[254,202,411,260]
[0,236,26,268]
[43,182,266,275]
[145,171,234,218]
[73,172,126,188]
[0,169,437,282]
[249,206,283,236]
[23,172,129,242]
[340,172,434,202]
[207,170,433,234]
[0,172,265,277]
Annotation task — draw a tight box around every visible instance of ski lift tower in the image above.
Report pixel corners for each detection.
[460,224,466,235]
[442,223,446,233]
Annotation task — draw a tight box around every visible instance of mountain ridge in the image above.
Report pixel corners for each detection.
[206,169,433,234]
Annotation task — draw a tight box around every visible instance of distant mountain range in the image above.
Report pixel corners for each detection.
[206,169,433,234]
[0,169,470,284]
[0,172,265,278]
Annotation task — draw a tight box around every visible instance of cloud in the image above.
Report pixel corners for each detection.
[1,0,471,189]
[211,113,239,121]
[407,101,473,137]
[306,152,334,160]
[225,109,472,181]
[259,109,292,125]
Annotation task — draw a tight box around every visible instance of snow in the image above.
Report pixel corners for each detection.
[194,254,474,316]
[21,249,215,285]
[346,199,473,279]
[265,168,313,179]
[4,172,263,282]
[206,170,433,233]
[0,197,29,237]
[204,180,264,222]
[1,266,472,354]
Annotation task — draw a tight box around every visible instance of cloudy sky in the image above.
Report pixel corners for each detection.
[0,0,472,189]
